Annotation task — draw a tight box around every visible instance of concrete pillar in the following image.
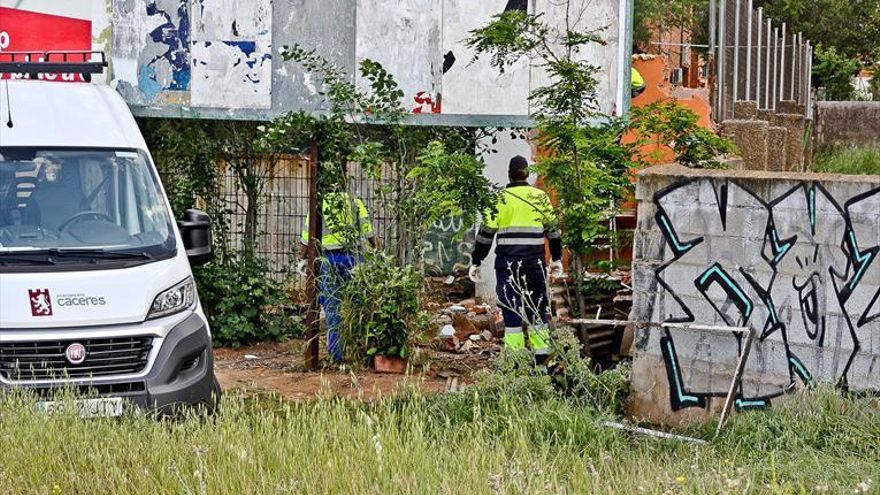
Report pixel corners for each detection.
[733,101,759,119]
[767,126,788,171]
[721,119,769,171]
[774,113,806,172]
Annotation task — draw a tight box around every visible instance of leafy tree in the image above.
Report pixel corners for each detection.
[467,6,639,318]
[756,0,880,64]
[267,45,499,269]
[265,46,502,362]
[630,101,737,168]
[633,0,709,53]
[467,2,736,317]
[812,44,860,100]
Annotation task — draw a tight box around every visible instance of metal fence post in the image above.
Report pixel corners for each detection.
[305,139,322,370]
[717,0,727,121]
[745,0,753,101]
[772,27,778,110]
[779,22,786,102]
[732,0,741,111]
[709,0,717,53]
[765,18,772,109]
[807,43,813,118]
[791,33,804,103]
[756,7,762,107]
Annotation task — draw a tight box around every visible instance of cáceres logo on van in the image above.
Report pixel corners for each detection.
[28,289,53,317]
[56,293,107,308]
[28,290,108,316]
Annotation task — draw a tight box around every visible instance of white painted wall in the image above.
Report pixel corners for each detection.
[441,0,531,115]
[7,0,627,118]
[0,0,91,19]
[531,0,621,115]
[355,0,442,113]
[190,0,273,109]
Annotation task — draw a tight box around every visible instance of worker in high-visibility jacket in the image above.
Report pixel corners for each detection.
[298,191,377,362]
[468,156,563,361]
[632,67,646,98]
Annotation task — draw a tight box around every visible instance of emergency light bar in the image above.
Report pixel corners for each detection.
[0,51,107,81]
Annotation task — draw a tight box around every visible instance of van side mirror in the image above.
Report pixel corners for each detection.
[178,209,213,266]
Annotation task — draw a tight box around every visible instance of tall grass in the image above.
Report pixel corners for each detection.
[811,146,880,175]
[0,386,876,494]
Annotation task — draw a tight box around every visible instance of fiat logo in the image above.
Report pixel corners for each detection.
[64,343,87,365]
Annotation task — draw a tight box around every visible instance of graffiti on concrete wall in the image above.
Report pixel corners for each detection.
[649,178,880,411]
[422,216,474,275]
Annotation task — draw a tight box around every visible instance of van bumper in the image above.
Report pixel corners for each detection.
[3,313,220,415]
[136,312,220,415]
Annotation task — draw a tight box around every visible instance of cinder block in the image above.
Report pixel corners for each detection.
[777,100,804,115]
[767,127,788,171]
[734,100,760,119]
[843,353,880,392]
[757,109,775,122]
[774,113,807,172]
[721,119,769,171]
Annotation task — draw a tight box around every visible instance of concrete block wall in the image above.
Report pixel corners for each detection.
[723,101,809,173]
[629,164,880,425]
[814,101,880,148]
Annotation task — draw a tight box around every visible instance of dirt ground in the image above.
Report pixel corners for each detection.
[214,340,495,401]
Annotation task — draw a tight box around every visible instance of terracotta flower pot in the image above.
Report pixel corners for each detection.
[373,355,406,374]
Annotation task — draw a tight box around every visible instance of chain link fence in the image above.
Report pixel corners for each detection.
[220,157,399,280]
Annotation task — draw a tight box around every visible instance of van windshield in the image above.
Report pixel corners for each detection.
[0,148,175,262]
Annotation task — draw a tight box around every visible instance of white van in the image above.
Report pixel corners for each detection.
[0,56,219,416]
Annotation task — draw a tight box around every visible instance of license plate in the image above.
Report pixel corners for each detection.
[36,397,124,418]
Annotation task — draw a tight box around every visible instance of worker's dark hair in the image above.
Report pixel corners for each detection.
[508,155,529,181]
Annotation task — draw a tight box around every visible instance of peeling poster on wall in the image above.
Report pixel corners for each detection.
[112,0,191,105]
[190,0,273,109]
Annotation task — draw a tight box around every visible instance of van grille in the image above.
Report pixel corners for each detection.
[0,337,153,381]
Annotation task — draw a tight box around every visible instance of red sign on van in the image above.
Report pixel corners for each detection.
[29,289,54,317]
[0,7,92,81]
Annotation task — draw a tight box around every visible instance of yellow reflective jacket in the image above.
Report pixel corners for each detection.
[472,182,562,266]
[300,192,374,251]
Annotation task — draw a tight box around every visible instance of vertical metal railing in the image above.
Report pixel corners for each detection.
[712,0,813,123]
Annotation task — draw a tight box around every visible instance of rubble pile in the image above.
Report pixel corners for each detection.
[431,298,503,355]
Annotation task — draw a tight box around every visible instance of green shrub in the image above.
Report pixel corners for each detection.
[630,100,737,169]
[195,257,303,347]
[339,253,424,363]
[474,327,631,416]
[813,45,859,101]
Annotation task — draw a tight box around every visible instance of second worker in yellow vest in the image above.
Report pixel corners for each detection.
[469,156,563,362]
[298,191,377,362]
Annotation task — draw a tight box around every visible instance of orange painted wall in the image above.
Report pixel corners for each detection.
[625,56,714,167]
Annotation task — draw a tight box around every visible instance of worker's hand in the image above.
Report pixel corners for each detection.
[296,259,309,277]
[548,260,564,279]
[468,265,482,284]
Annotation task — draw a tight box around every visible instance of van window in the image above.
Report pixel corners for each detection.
[0,148,175,264]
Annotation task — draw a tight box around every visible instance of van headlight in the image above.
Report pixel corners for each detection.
[147,278,196,320]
